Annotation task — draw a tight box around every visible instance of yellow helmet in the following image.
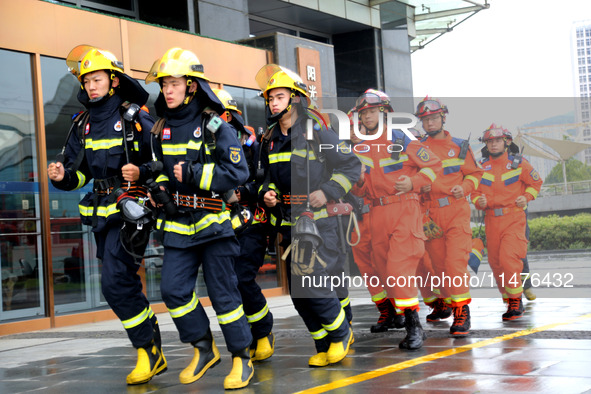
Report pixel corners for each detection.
[255,64,308,100]
[213,88,242,115]
[66,45,124,81]
[145,47,208,84]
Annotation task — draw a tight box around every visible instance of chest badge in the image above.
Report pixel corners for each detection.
[194,127,201,138]
[84,123,90,135]
[114,120,122,131]
[506,163,512,170]
[448,149,455,157]
[270,141,274,151]
[162,128,171,140]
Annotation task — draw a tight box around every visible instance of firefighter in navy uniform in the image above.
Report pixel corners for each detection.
[213,88,276,361]
[255,64,361,367]
[145,48,253,390]
[47,45,165,385]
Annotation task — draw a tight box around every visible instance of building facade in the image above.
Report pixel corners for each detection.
[0,0,487,334]
[572,20,591,164]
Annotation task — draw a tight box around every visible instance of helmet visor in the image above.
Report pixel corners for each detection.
[145,58,205,84]
[355,92,383,109]
[483,128,505,141]
[416,100,443,116]
[66,45,122,79]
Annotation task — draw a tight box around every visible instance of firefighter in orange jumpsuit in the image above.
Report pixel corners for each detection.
[472,124,543,320]
[352,89,442,350]
[348,109,404,332]
[416,97,483,336]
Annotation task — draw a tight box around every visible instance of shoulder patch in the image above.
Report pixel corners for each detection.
[416,147,430,162]
[530,169,540,181]
[229,146,242,164]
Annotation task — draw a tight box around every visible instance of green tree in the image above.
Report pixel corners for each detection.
[544,158,591,184]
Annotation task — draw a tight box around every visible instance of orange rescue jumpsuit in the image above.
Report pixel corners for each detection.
[353,131,442,311]
[421,131,483,307]
[472,152,542,299]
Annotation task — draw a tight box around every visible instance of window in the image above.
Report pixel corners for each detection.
[0,49,44,320]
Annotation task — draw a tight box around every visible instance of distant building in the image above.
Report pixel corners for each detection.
[572,20,591,164]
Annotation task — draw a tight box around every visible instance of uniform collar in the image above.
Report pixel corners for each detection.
[88,93,123,121]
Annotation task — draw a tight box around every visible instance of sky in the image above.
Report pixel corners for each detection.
[410,0,591,137]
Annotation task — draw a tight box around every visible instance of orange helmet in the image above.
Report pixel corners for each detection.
[355,89,393,112]
[415,96,448,118]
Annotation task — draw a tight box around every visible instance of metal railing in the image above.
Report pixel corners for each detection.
[540,180,591,196]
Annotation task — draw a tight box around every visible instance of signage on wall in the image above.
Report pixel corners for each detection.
[296,47,322,99]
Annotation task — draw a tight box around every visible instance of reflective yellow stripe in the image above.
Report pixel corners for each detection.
[355,154,374,168]
[419,167,436,182]
[157,211,231,235]
[433,288,441,295]
[465,175,479,189]
[442,158,465,168]
[156,174,169,183]
[525,187,539,199]
[79,202,119,218]
[331,173,352,193]
[199,163,214,190]
[169,292,199,319]
[471,248,483,260]
[133,141,139,151]
[451,292,471,303]
[188,140,202,151]
[394,298,419,308]
[379,154,408,167]
[482,172,495,182]
[340,297,350,309]
[75,170,86,190]
[85,138,122,150]
[293,149,316,160]
[218,304,245,325]
[313,209,328,221]
[423,296,437,304]
[246,303,269,324]
[148,308,155,319]
[322,308,345,332]
[371,290,387,302]
[505,285,523,295]
[310,328,328,340]
[162,143,188,156]
[121,307,151,329]
[269,152,292,163]
[472,195,480,204]
[501,168,522,181]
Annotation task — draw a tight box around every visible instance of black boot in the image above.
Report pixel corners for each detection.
[450,304,471,336]
[370,298,396,332]
[398,309,426,351]
[224,347,254,389]
[179,329,221,384]
[502,297,524,321]
[426,298,452,322]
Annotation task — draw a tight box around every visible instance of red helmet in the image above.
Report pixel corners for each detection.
[355,89,393,112]
[481,123,508,142]
[415,96,448,118]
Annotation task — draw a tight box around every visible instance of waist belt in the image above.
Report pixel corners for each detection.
[93,176,119,195]
[486,207,525,217]
[425,195,469,209]
[282,194,308,205]
[174,193,225,212]
[372,193,419,207]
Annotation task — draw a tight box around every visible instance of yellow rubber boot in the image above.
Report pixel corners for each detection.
[326,327,353,364]
[308,352,328,368]
[251,332,275,361]
[223,348,254,390]
[180,329,221,384]
[126,341,167,385]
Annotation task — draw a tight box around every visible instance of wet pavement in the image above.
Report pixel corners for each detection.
[1,251,591,393]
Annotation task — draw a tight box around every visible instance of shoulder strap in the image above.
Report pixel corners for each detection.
[69,111,90,172]
[150,118,166,138]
